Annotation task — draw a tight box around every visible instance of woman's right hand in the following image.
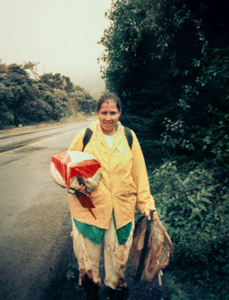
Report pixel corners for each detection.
[77,184,86,194]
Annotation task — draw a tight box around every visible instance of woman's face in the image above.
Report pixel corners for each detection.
[97,101,121,135]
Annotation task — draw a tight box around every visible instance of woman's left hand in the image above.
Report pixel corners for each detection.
[145,210,158,221]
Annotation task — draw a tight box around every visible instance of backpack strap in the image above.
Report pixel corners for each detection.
[82,128,93,151]
[124,126,133,149]
[82,126,133,151]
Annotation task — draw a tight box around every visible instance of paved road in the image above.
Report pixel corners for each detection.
[0,121,92,300]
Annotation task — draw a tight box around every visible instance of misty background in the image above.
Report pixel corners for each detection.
[0,0,112,98]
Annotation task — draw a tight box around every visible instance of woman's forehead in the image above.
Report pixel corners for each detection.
[100,101,118,110]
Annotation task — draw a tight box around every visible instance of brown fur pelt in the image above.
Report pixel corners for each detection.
[131,216,172,282]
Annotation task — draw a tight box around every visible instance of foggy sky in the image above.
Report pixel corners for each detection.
[0,0,112,98]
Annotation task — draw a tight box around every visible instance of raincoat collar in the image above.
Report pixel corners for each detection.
[89,120,126,153]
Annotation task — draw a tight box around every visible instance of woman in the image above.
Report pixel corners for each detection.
[68,92,157,300]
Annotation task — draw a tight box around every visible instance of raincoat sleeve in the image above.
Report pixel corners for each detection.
[68,128,86,151]
[68,128,91,221]
[131,130,156,216]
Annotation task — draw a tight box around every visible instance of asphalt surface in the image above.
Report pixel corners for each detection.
[0,121,92,300]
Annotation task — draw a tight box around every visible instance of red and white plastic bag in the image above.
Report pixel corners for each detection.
[50,151,101,193]
[50,151,101,219]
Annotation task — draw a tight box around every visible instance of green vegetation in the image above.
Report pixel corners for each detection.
[99,0,229,299]
[2,1,228,298]
[0,61,97,129]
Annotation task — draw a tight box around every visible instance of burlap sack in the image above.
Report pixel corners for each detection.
[131,216,172,282]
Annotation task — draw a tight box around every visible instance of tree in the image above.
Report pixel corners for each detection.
[0,64,37,125]
[23,61,40,80]
[99,0,229,160]
[0,62,96,128]
[99,0,229,297]
[99,0,177,159]
[40,73,67,90]
[69,86,97,115]
[63,76,73,92]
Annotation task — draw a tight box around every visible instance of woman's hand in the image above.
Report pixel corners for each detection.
[145,210,158,221]
[77,184,86,193]
[68,184,87,196]
[152,211,158,221]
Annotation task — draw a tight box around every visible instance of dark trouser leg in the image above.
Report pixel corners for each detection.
[109,287,129,300]
[82,273,100,300]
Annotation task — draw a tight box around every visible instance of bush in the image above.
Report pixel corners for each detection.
[150,161,229,298]
[0,62,95,129]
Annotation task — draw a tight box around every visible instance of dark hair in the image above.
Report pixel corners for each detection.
[97,92,122,112]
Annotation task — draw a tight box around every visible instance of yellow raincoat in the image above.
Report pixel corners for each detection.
[68,120,156,230]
